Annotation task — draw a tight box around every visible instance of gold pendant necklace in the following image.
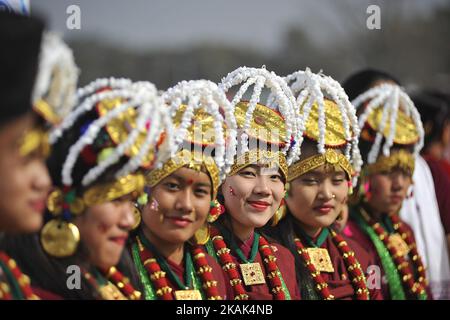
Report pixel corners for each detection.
[240,262,266,286]
[307,248,335,273]
[98,282,127,300]
[388,233,410,257]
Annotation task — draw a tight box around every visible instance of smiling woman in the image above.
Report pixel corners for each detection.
[205,66,301,300]
[128,80,237,300]
[267,68,381,300]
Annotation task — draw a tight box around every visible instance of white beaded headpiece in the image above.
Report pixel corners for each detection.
[50,78,173,188]
[162,79,237,181]
[352,83,424,164]
[32,32,79,121]
[285,68,363,182]
[219,66,300,165]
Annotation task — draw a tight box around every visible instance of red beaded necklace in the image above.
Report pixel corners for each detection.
[136,236,223,300]
[84,266,141,300]
[363,212,428,299]
[210,226,287,300]
[0,251,38,300]
[102,266,142,299]
[294,229,370,300]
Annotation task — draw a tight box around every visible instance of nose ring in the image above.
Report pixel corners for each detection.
[332,194,336,199]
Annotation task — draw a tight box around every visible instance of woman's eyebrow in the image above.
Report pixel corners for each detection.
[194,182,212,188]
[304,169,323,176]
[163,174,184,183]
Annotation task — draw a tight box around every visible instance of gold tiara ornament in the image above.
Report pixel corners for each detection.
[47,173,146,215]
[366,149,415,176]
[288,149,354,182]
[146,149,220,198]
[230,149,288,180]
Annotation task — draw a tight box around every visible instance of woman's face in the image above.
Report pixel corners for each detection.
[286,165,349,235]
[0,114,51,233]
[141,167,212,246]
[366,169,412,216]
[74,196,135,270]
[221,164,285,230]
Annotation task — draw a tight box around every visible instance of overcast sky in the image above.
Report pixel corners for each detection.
[31,0,449,53]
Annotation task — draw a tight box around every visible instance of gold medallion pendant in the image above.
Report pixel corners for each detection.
[98,282,126,300]
[388,233,410,257]
[40,220,80,258]
[240,262,266,286]
[174,289,202,300]
[307,248,335,272]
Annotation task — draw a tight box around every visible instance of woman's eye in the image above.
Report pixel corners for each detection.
[302,178,317,184]
[195,189,210,197]
[18,151,37,165]
[164,182,179,190]
[332,178,345,184]
[111,198,127,206]
[270,174,282,181]
[240,171,255,177]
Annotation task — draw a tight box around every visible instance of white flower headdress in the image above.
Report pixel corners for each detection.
[284,68,363,183]
[219,66,300,165]
[32,32,79,122]
[162,79,238,180]
[50,78,173,189]
[352,83,424,164]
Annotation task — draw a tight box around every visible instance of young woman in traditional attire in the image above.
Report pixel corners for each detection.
[129,80,237,300]
[203,67,301,300]
[343,72,432,300]
[0,12,53,300]
[267,68,380,300]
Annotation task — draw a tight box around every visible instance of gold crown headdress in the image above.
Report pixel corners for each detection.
[352,83,424,165]
[147,80,237,197]
[284,68,362,185]
[219,66,300,177]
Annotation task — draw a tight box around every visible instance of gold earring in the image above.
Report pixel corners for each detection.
[271,199,286,226]
[40,219,80,257]
[131,205,141,230]
[192,223,210,245]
